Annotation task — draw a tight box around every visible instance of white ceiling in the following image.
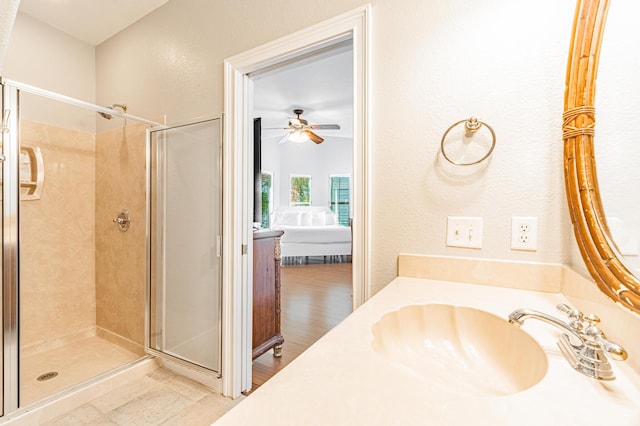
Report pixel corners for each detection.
[253,45,354,142]
[18,0,168,45]
[16,0,353,136]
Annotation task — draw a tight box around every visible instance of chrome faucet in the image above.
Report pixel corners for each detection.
[508,308,585,347]
[508,304,627,380]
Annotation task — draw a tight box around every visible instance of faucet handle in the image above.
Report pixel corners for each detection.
[583,312,600,326]
[556,303,581,318]
[584,325,628,361]
[556,303,584,330]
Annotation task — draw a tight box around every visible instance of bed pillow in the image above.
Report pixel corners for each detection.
[273,211,301,226]
[300,211,313,226]
[325,212,338,225]
[311,211,326,226]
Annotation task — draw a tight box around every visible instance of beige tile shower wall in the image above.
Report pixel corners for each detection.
[95,122,147,351]
[19,121,96,351]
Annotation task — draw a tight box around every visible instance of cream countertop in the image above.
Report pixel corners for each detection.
[214,277,640,426]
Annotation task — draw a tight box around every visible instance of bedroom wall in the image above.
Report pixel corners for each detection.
[95,0,575,294]
[261,135,353,212]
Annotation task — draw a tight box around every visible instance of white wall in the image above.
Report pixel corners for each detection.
[95,0,576,293]
[0,0,20,73]
[3,12,96,133]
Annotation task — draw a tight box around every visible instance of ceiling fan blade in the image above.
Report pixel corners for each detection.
[277,132,291,144]
[305,130,324,144]
[309,124,340,130]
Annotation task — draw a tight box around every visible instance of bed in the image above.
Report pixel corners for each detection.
[270,206,351,263]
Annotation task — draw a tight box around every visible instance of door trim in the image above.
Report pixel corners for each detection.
[222,5,371,397]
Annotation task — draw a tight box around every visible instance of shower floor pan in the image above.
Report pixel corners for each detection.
[20,335,141,406]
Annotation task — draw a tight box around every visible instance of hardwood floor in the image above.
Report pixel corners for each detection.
[250,261,352,391]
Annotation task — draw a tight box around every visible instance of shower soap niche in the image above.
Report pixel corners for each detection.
[19,145,45,201]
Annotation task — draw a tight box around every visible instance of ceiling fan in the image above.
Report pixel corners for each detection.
[275,109,340,144]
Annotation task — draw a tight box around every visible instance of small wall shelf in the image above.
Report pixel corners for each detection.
[20,145,45,201]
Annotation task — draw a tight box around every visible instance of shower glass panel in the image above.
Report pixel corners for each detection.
[148,118,222,374]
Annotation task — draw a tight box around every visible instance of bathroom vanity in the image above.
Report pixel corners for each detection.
[216,255,640,425]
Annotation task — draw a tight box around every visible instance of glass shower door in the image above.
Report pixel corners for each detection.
[148,117,222,374]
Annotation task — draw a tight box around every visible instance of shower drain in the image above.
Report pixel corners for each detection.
[37,371,58,381]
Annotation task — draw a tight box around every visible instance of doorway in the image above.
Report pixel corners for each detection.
[223,5,371,396]
[249,42,354,391]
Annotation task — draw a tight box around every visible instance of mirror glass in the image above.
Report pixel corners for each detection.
[594,0,640,276]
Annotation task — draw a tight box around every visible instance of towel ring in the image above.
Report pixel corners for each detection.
[440,117,496,166]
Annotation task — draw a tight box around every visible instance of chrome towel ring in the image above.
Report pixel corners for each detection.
[440,117,496,166]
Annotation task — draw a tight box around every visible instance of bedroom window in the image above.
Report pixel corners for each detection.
[261,171,273,228]
[290,174,311,206]
[329,175,350,226]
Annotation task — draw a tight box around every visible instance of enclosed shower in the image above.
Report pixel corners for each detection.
[0,78,222,417]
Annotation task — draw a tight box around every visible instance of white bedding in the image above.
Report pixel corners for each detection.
[270,207,352,259]
[274,225,351,244]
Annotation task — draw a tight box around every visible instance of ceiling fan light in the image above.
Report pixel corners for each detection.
[288,129,309,143]
[289,118,301,127]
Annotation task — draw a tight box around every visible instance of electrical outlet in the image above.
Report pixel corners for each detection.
[446,216,483,249]
[511,217,538,251]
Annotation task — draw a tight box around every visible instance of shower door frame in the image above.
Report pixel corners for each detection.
[0,77,159,416]
[144,116,224,389]
[2,78,21,415]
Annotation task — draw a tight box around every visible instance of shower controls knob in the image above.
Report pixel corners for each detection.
[112,209,131,232]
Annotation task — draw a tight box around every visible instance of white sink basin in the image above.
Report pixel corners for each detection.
[371,304,548,396]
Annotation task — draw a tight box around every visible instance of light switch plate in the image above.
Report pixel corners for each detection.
[446,216,483,249]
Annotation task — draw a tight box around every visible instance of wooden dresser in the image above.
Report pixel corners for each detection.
[252,230,285,360]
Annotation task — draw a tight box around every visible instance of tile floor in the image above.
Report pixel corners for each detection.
[43,368,244,425]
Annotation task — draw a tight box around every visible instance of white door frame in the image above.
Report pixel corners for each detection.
[222,5,371,397]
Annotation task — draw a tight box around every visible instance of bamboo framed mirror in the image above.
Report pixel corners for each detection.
[564,0,640,313]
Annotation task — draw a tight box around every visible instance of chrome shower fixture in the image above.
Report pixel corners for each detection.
[97,103,128,120]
